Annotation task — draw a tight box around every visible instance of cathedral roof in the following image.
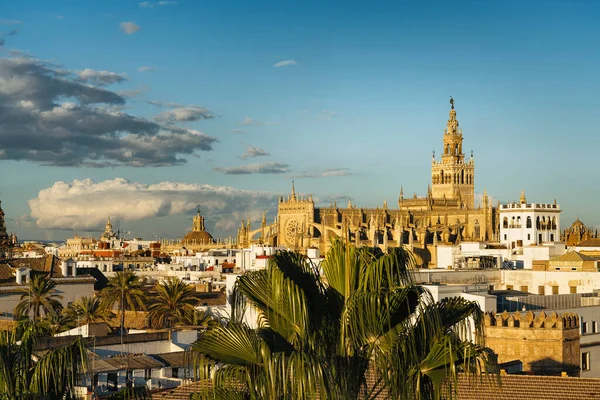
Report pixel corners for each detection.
[181,207,214,245]
[576,238,600,248]
[182,230,214,244]
[566,218,587,232]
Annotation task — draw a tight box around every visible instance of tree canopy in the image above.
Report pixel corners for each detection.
[191,240,497,399]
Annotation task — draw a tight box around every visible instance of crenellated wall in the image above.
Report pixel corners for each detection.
[484,310,580,376]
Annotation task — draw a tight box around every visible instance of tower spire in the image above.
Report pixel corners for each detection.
[520,189,527,204]
[291,180,296,201]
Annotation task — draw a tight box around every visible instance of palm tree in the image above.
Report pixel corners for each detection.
[100,270,146,335]
[148,277,199,328]
[14,275,63,323]
[65,296,114,326]
[0,319,87,399]
[191,239,497,399]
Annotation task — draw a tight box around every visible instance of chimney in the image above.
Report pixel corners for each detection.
[16,268,29,285]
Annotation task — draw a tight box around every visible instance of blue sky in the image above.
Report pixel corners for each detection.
[1,0,599,241]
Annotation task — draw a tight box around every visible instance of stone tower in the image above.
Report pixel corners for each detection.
[277,182,315,248]
[101,216,115,240]
[0,201,8,241]
[431,98,475,208]
[193,207,205,232]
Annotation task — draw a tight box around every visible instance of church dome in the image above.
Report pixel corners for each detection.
[181,207,214,245]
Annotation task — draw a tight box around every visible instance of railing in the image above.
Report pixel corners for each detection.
[497,293,598,312]
[501,203,559,210]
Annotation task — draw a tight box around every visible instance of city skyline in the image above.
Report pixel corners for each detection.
[1,0,599,241]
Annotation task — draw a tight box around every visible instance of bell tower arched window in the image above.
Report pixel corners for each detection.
[527,216,532,228]
[503,217,508,229]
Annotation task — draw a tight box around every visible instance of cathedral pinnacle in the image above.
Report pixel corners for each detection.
[520,189,527,204]
[291,180,296,201]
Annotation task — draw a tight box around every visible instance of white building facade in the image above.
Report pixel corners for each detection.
[499,192,561,248]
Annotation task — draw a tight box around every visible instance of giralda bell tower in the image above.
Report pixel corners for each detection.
[431,98,475,208]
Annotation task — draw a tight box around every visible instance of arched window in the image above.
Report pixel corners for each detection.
[503,217,508,229]
[517,216,521,227]
[552,217,557,230]
[461,170,464,184]
[536,216,540,230]
[474,219,480,239]
[441,170,444,184]
[454,143,458,154]
[542,216,546,230]
[527,216,532,228]
[446,144,450,154]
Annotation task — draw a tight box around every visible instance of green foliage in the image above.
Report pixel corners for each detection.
[148,277,199,328]
[0,320,87,399]
[107,386,151,400]
[14,275,63,323]
[191,239,498,399]
[64,295,114,326]
[100,270,146,333]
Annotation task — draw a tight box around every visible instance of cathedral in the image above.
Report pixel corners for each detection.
[0,200,18,259]
[237,99,498,266]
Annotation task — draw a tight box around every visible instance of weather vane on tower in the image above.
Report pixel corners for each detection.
[449,96,454,110]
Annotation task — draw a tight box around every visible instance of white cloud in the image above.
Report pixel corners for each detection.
[273,60,297,68]
[239,116,262,126]
[318,110,336,120]
[238,117,277,126]
[241,146,270,159]
[138,66,157,72]
[149,100,215,122]
[0,56,217,167]
[215,162,290,175]
[28,178,279,233]
[120,22,140,35]
[158,107,214,122]
[139,1,178,7]
[291,168,352,179]
[117,85,149,98]
[77,68,127,85]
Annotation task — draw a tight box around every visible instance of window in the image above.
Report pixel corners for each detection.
[521,285,529,293]
[538,286,545,295]
[552,286,559,295]
[506,285,514,290]
[582,352,590,371]
[504,234,507,240]
[570,286,577,294]
[582,321,588,334]
[474,220,480,239]
[593,321,597,334]
[550,234,554,241]
[503,217,508,229]
[528,234,531,240]
[526,216,532,228]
